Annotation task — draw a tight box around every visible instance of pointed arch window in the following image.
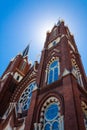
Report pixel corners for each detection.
[47,60,59,84]
[38,97,64,130]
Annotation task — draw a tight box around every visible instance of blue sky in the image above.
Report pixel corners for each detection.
[0,0,87,76]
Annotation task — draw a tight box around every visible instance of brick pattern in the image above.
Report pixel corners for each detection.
[0,21,87,130]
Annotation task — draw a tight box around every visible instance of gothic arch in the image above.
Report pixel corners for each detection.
[46,57,59,70]
[46,49,60,64]
[16,79,36,102]
[45,57,60,84]
[34,92,64,130]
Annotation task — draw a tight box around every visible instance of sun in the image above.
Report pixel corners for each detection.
[39,22,53,42]
[35,19,55,48]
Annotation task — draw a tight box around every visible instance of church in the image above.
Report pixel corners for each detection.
[0,20,87,130]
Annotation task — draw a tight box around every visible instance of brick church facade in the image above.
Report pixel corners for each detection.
[0,20,87,130]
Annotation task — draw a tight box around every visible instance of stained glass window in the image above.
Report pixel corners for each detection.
[39,97,64,130]
[44,103,59,130]
[45,103,58,121]
[45,123,50,130]
[52,121,59,130]
[18,82,36,111]
[47,60,59,84]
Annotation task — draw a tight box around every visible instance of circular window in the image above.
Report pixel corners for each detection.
[18,82,36,111]
[45,103,58,121]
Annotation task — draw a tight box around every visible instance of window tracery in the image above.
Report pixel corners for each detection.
[17,82,36,112]
[47,59,59,84]
[39,97,64,130]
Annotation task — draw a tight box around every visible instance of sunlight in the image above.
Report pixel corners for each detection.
[35,20,55,48]
[39,22,53,42]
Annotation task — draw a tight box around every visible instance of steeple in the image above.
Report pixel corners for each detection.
[0,20,87,130]
[0,45,31,118]
[22,44,29,57]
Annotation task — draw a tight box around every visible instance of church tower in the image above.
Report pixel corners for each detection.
[0,20,87,130]
[0,45,30,119]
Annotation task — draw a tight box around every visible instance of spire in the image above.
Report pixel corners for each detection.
[22,44,30,57]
